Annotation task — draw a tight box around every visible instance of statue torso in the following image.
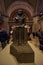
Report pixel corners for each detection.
[15,15,25,25]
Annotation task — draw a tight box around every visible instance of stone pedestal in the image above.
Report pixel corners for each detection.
[10,43,34,63]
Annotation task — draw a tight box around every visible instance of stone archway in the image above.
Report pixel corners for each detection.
[6,1,35,33]
[7,1,34,17]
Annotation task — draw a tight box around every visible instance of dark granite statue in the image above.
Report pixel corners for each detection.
[14,9,25,25]
[13,10,27,45]
[10,10,34,63]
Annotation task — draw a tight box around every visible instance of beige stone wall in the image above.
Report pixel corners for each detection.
[39,20,43,31]
[32,16,43,32]
[32,16,40,32]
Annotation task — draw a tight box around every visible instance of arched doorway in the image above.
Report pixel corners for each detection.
[7,1,34,33]
[7,1,34,17]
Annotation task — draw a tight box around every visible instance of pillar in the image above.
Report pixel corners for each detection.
[0,0,9,33]
[32,16,40,32]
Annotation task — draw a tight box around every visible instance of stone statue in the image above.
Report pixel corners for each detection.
[13,9,27,45]
[14,9,25,26]
[10,10,34,63]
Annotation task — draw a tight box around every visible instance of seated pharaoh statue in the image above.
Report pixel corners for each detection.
[10,10,34,63]
[14,9,25,26]
[12,9,27,45]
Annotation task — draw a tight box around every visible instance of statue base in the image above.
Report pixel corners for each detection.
[10,43,34,63]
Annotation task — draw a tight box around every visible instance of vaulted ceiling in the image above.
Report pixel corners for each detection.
[3,0,43,14]
[4,0,37,11]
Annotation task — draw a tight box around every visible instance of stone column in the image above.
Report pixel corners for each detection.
[32,16,40,32]
[39,19,43,31]
[3,17,9,33]
[0,0,5,14]
[0,0,9,33]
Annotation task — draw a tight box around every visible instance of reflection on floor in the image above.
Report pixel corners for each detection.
[0,42,2,52]
[0,37,43,65]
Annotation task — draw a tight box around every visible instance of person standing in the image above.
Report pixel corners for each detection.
[0,28,9,49]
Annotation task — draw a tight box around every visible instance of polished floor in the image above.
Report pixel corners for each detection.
[0,37,43,65]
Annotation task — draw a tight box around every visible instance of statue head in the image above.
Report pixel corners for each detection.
[18,9,23,16]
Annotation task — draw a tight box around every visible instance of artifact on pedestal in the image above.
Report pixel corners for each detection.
[10,10,34,63]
